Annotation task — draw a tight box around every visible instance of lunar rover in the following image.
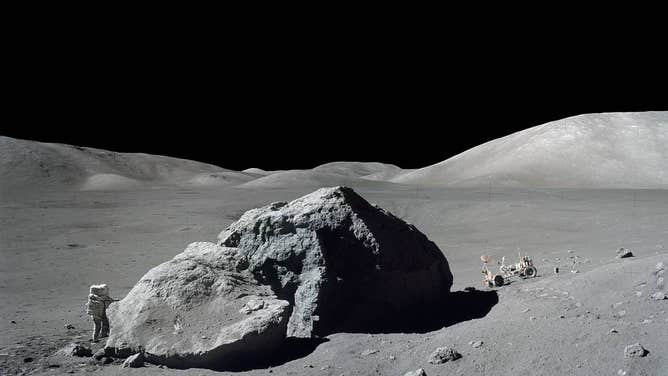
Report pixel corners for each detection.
[481,252,538,287]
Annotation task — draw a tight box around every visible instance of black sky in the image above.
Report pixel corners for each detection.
[4,16,665,171]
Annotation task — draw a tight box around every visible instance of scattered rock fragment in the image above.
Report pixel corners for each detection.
[617,248,633,259]
[624,343,648,358]
[361,349,379,357]
[428,347,461,364]
[93,348,106,361]
[57,343,92,357]
[404,368,427,376]
[121,352,144,368]
[239,299,265,314]
[650,292,666,300]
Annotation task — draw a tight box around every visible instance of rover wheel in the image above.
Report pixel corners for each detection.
[524,266,537,278]
[493,275,505,287]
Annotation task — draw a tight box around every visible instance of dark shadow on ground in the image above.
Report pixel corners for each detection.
[208,337,329,372]
[166,289,496,371]
[333,288,499,334]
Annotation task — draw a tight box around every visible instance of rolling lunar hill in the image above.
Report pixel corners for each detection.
[238,162,403,189]
[392,112,668,188]
[0,136,257,193]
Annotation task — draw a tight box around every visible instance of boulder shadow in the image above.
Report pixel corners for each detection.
[209,337,329,372]
[335,288,499,334]
[194,289,496,372]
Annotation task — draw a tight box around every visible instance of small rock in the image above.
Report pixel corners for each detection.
[624,343,648,358]
[389,355,396,360]
[23,357,34,363]
[428,347,461,364]
[11,320,16,324]
[610,328,618,334]
[64,324,75,330]
[559,315,565,319]
[571,270,579,274]
[641,319,652,324]
[657,277,665,288]
[650,292,666,300]
[360,349,378,357]
[238,299,265,315]
[58,343,93,357]
[101,356,113,365]
[616,310,626,318]
[529,316,536,321]
[617,248,633,258]
[471,341,483,348]
[121,352,144,368]
[635,291,642,297]
[404,368,427,376]
[656,262,666,272]
[93,348,106,361]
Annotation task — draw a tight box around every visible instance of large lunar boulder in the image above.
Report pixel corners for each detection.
[105,242,290,368]
[217,186,453,338]
[105,186,452,368]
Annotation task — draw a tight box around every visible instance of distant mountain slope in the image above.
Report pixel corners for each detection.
[312,161,402,178]
[238,162,403,189]
[392,112,668,188]
[0,136,255,192]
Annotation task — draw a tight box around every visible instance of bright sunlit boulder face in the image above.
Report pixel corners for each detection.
[105,186,453,369]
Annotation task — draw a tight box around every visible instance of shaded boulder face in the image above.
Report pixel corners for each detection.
[105,186,453,368]
[218,186,453,338]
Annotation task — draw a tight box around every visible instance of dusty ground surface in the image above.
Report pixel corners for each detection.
[1,185,667,375]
